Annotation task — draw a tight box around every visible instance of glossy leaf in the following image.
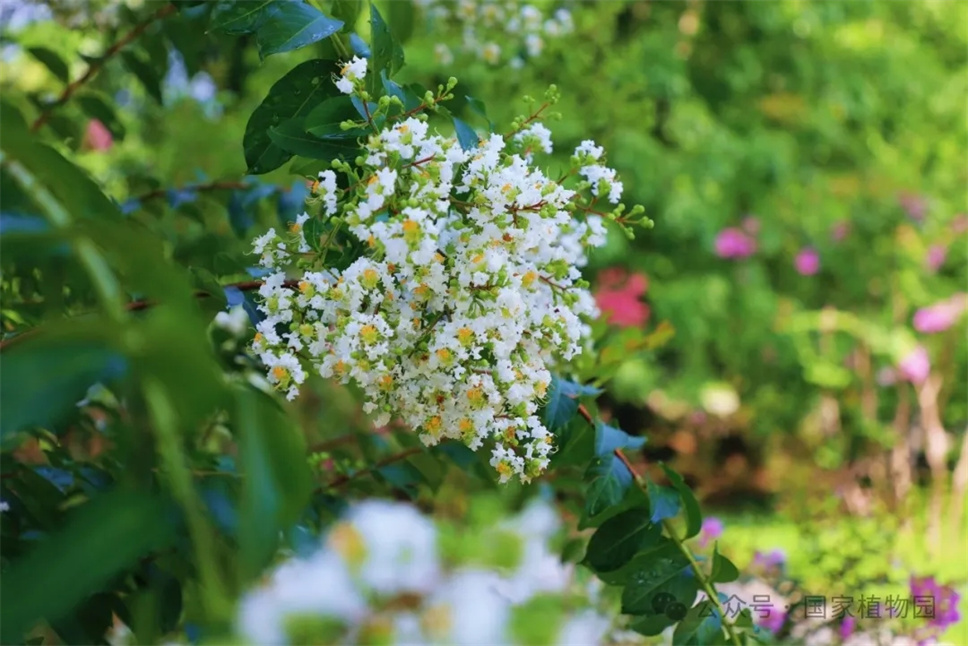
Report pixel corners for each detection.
[367,3,403,94]
[662,464,702,539]
[584,508,659,573]
[27,47,70,83]
[255,2,343,57]
[710,546,740,583]
[243,59,342,174]
[672,601,724,646]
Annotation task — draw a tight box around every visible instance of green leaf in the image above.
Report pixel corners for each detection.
[630,613,677,637]
[255,2,343,58]
[331,0,363,31]
[673,601,724,646]
[710,545,740,583]
[234,387,313,583]
[376,462,424,499]
[383,0,415,44]
[27,47,70,83]
[542,375,579,431]
[453,117,479,151]
[595,421,646,457]
[76,92,125,140]
[647,477,681,524]
[585,471,626,520]
[584,508,659,573]
[367,3,404,93]
[466,95,494,131]
[304,96,365,137]
[0,337,125,443]
[661,464,702,539]
[0,491,176,644]
[209,0,275,33]
[595,535,685,585]
[621,563,698,616]
[243,58,342,174]
[121,50,163,104]
[268,120,359,160]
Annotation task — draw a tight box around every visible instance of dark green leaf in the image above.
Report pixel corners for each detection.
[209,0,274,33]
[542,375,579,431]
[585,508,659,573]
[76,92,125,140]
[662,464,702,539]
[673,601,724,646]
[596,536,685,585]
[243,58,342,174]
[367,3,404,93]
[382,0,415,44]
[621,563,698,615]
[466,95,494,131]
[121,51,163,104]
[453,117,479,151]
[630,613,676,637]
[0,338,125,443]
[585,471,626,520]
[0,491,176,644]
[331,0,363,30]
[234,387,313,583]
[647,478,681,524]
[304,96,364,137]
[376,462,424,499]
[268,120,359,160]
[710,546,740,583]
[595,421,646,457]
[256,2,343,58]
[27,47,70,83]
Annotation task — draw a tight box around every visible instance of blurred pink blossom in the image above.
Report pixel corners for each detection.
[952,214,968,234]
[794,247,820,276]
[741,216,760,235]
[830,221,850,243]
[595,267,650,328]
[898,192,927,222]
[714,228,757,259]
[757,604,786,633]
[84,119,113,151]
[913,294,967,334]
[898,346,930,385]
[925,245,947,272]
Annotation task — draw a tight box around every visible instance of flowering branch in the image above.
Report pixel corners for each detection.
[577,405,742,646]
[30,3,177,133]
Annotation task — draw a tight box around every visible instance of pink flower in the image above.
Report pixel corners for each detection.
[714,228,757,259]
[696,516,724,548]
[830,221,850,243]
[913,294,967,334]
[898,192,928,222]
[898,346,930,385]
[794,247,820,276]
[756,604,786,633]
[925,245,947,272]
[84,119,113,151]
[840,616,857,640]
[595,268,650,328]
[952,214,968,234]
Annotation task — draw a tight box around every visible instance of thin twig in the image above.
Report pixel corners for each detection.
[318,446,423,491]
[30,3,177,133]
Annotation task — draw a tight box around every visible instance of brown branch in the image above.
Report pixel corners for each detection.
[317,446,423,491]
[30,3,177,133]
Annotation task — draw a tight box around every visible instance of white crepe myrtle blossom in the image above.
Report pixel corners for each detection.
[250,70,642,484]
[413,0,574,67]
[335,55,367,95]
[236,499,614,646]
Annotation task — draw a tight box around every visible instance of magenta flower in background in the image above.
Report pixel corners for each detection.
[697,516,723,548]
[898,346,930,385]
[594,267,650,328]
[910,575,962,635]
[751,549,786,571]
[794,247,820,276]
[830,221,850,243]
[839,616,857,640]
[756,604,786,633]
[84,119,113,151]
[898,192,928,222]
[925,245,947,272]
[913,294,968,334]
[715,228,757,259]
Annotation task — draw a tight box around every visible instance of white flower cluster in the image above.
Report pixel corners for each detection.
[251,66,628,484]
[237,499,613,645]
[415,0,574,67]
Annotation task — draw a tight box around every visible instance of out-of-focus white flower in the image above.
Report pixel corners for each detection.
[700,382,740,418]
[214,305,249,337]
